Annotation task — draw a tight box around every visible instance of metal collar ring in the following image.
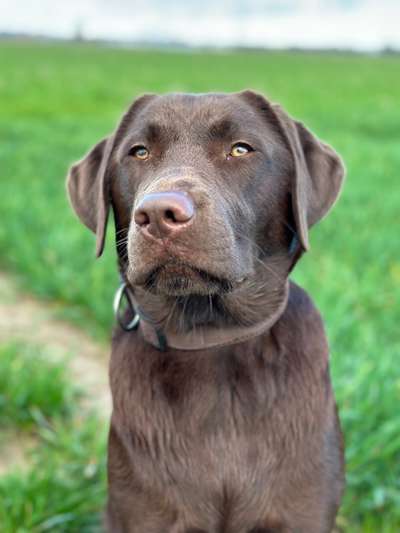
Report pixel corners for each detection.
[113,282,140,331]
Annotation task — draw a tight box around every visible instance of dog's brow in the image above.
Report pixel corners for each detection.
[143,122,162,143]
[208,119,238,140]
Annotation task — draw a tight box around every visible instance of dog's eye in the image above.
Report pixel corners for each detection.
[229,143,254,157]
[129,145,149,160]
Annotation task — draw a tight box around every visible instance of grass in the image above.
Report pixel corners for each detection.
[0,341,107,532]
[0,41,399,530]
[0,415,107,533]
[0,343,78,429]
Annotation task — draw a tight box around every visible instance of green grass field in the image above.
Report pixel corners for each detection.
[0,41,399,531]
[0,342,106,532]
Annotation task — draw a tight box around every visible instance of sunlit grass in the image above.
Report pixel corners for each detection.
[0,415,107,533]
[0,343,78,429]
[0,341,107,532]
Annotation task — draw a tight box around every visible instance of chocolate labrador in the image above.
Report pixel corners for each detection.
[67,90,345,533]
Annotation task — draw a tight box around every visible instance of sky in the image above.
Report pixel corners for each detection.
[1,0,399,51]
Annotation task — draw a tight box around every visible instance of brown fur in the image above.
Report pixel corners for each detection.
[67,91,345,532]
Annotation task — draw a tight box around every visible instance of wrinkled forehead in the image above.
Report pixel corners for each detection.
[125,93,274,143]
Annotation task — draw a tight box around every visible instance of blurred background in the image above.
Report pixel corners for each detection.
[0,1,399,531]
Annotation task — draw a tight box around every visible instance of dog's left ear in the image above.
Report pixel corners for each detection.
[272,104,345,251]
[239,90,345,251]
[67,134,115,257]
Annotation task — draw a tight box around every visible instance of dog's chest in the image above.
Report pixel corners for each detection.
[110,335,325,495]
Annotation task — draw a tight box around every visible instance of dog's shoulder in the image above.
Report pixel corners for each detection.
[286,280,324,323]
[272,280,330,366]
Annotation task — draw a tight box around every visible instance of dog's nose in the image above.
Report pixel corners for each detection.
[134,191,195,238]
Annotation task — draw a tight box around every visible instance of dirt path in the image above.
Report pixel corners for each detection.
[0,271,112,474]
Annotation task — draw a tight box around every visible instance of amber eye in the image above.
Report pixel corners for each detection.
[230,143,254,157]
[129,145,149,160]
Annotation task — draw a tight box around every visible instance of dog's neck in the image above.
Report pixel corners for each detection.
[127,277,290,351]
[136,282,289,351]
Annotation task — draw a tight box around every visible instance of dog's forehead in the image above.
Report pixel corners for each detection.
[132,92,262,133]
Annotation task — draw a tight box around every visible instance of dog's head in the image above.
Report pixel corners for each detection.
[67,91,344,327]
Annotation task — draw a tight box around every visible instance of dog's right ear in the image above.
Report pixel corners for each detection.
[67,134,115,257]
[67,93,157,258]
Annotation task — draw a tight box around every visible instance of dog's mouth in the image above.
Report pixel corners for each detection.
[138,260,235,296]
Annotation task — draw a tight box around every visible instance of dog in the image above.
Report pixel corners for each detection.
[67,90,345,533]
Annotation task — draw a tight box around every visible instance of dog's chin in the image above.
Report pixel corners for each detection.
[133,262,235,297]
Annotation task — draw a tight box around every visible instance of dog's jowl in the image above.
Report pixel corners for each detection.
[67,91,345,533]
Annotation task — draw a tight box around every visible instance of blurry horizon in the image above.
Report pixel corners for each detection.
[0,0,399,52]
